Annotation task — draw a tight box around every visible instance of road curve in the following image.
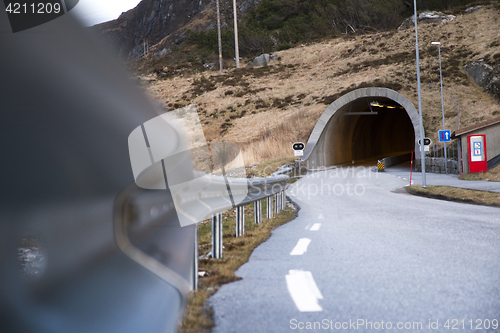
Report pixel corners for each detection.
[209,167,500,332]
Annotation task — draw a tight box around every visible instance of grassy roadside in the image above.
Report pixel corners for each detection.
[178,194,298,333]
[460,164,500,182]
[405,185,500,208]
[245,157,296,177]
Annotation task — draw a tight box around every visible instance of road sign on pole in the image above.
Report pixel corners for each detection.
[292,142,305,151]
[438,130,451,142]
[418,138,432,146]
[293,142,304,175]
[418,144,430,152]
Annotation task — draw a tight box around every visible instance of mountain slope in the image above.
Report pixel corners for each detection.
[142,4,500,165]
[92,0,260,60]
[93,0,212,59]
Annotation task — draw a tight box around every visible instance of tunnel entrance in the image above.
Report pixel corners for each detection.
[303,88,422,167]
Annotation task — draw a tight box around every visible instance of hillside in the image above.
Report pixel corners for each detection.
[92,0,259,60]
[94,0,478,60]
[139,3,500,166]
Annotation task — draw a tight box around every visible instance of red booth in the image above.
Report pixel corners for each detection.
[468,134,488,173]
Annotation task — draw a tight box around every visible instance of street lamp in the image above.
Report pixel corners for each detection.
[233,0,240,68]
[431,41,447,174]
[216,0,223,72]
[414,0,427,187]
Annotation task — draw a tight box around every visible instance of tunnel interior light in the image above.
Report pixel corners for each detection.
[345,112,378,115]
[370,101,403,109]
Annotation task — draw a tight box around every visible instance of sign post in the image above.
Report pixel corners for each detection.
[438,130,451,142]
[418,138,431,152]
[439,130,451,173]
[293,142,305,175]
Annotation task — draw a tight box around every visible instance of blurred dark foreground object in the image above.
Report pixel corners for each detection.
[0,9,196,333]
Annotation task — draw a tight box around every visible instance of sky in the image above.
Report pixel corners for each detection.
[71,0,143,26]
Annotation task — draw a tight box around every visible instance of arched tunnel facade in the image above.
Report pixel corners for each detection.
[303,88,423,167]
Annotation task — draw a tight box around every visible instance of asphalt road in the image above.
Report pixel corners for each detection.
[209,167,500,332]
[385,164,500,193]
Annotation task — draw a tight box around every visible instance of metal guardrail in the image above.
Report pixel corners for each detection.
[272,165,293,176]
[1,6,293,328]
[110,172,289,292]
[208,175,289,262]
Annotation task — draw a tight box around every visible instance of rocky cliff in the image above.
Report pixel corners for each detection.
[93,0,260,60]
[464,60,500,100]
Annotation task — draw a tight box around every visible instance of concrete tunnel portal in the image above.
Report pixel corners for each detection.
[303,88,423,167]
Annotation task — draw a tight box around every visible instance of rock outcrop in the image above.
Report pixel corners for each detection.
[398,11,456,30]
[247,54,270,67]
[464,60,500,100]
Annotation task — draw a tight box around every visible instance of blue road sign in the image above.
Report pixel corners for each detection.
[439,130,451,142]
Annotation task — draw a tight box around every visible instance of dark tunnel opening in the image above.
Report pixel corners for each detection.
[326,97,415,165]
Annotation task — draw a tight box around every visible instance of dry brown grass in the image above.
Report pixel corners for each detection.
[239,104,324,164]
[405,185,500,207]
[460,164,500,181]
[178,201,297,333]
[245,157,296,177]
[144,5,500,166]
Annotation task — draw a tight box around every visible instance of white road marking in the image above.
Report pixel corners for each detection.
[290,238,311,255]
[318,213,324,219]
[310,223,321,231]
[286,270,323,312]
[305,223,312,230]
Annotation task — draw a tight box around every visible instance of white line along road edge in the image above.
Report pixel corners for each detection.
[290,238,311,256]
[286,270,323,312]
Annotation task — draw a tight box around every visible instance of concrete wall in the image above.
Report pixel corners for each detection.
[303,88,422,167]
[460,123,500,173]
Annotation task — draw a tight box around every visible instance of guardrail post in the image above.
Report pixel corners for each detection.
[266,196,273,219]
[241,206,245,235]
[254,200,262,224]
[281,191,286,210]
[274,194,280,214]
[211,213,223,259]
[192,225,198,290]
[235,205,244,237]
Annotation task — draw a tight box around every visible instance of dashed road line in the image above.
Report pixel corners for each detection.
[286,270,323,312]
[310,223,321,231]
[290,238,311,256]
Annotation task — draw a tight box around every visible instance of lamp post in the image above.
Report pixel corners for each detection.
[216,0,222,72]
[414,0,426,187]
[431,41,447,174]
[232,0,240,68]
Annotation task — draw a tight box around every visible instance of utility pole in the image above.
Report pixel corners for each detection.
[216,0,223,72]
[414,0,426,187]
[233,0,240,68]
[435,42,447,173]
